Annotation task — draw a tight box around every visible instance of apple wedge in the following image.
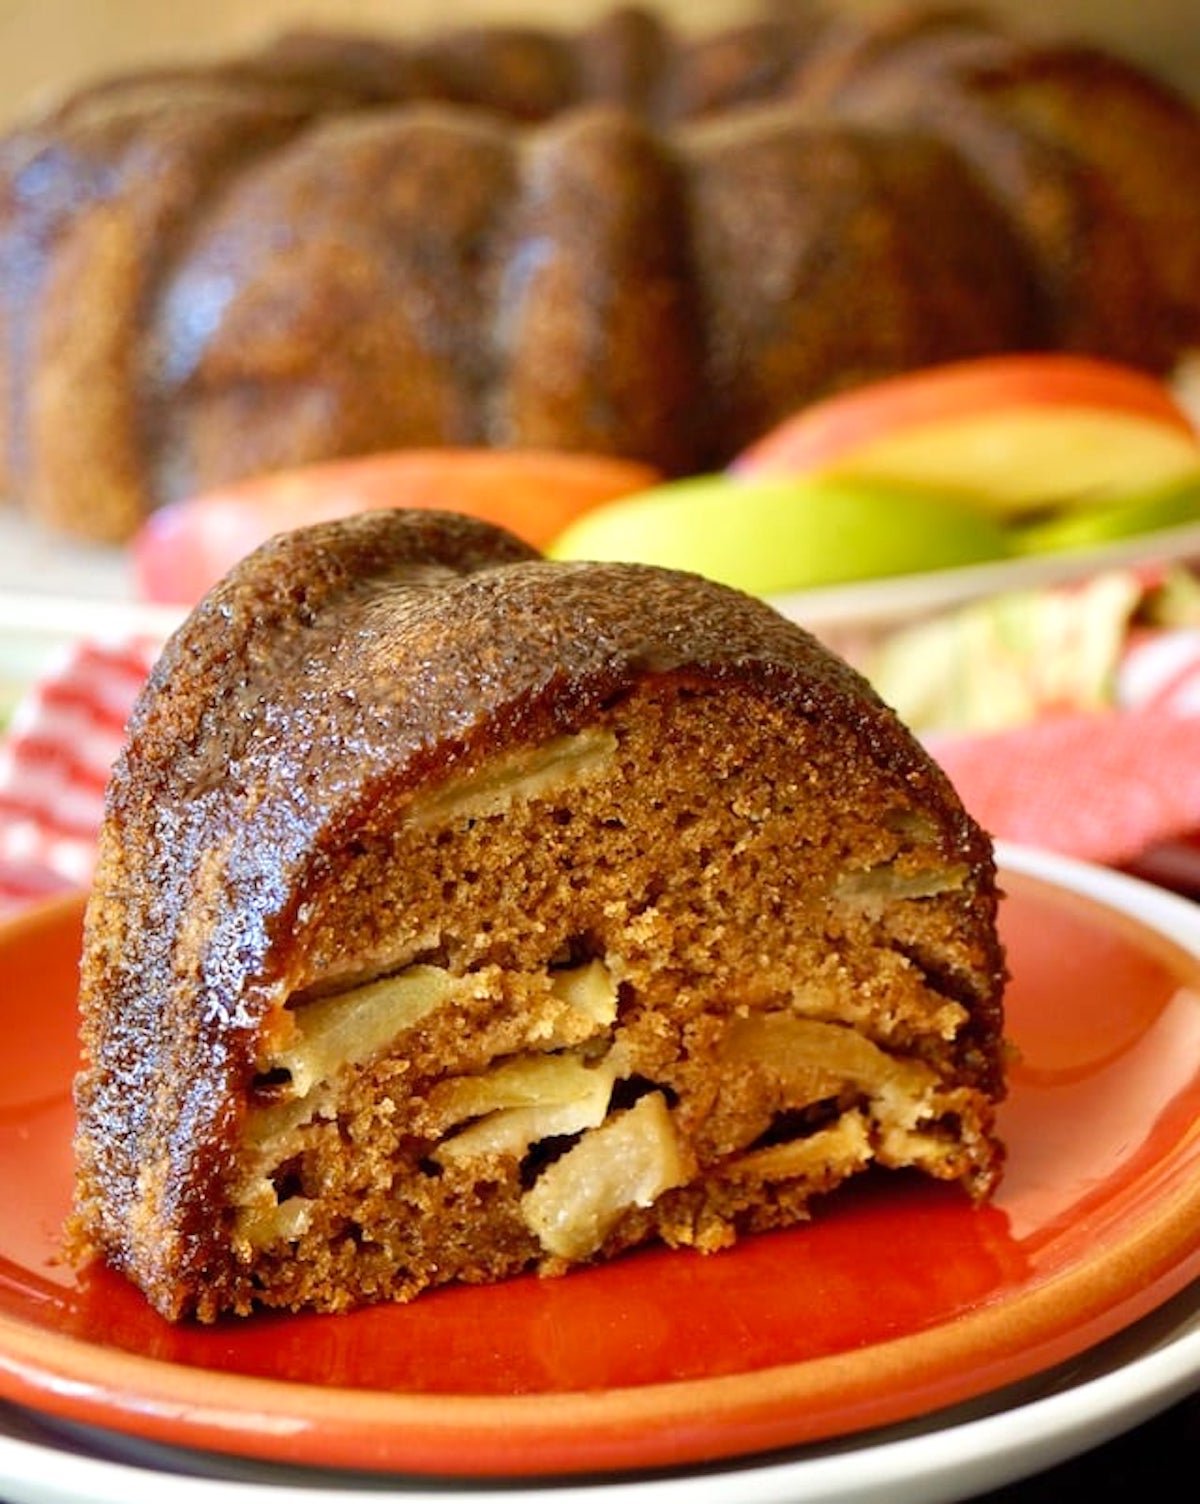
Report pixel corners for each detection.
[1012,474,1200,555]
[733,356,1200,518]
[548,474,1011,595]
[133,449,662,605]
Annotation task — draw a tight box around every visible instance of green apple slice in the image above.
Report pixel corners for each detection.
[548,475,1012,595]
[1012,472,1200,555]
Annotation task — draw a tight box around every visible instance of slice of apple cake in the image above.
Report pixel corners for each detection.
[69,509,1006,1321]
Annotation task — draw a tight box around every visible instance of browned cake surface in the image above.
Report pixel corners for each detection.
[3,3,1200,539]
[71,510,1006,1321]
[790,9,1200,368]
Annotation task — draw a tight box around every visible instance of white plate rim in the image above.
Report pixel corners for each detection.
[769,518,1200,632]
[3,516,1200,650]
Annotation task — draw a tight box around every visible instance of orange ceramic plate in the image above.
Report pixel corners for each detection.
[0,845,1199,1479]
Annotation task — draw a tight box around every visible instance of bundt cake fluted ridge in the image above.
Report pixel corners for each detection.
[4,2,1200,540]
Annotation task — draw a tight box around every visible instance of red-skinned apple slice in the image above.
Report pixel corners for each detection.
[732,356,1200,516]
[133,449,662,605]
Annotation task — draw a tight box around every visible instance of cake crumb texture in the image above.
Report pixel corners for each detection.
[70,510,1006,1321]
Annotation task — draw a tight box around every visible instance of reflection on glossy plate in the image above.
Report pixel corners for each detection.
[0,1281,1197,1504]
[0,845,1198,1481]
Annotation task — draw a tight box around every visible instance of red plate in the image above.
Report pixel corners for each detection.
[1,846,1199,1477]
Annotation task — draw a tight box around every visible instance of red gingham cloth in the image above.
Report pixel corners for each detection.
[0,637,159,914]
[1,626,1200,917]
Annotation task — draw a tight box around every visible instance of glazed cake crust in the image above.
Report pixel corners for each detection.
[73,510,1005,1321]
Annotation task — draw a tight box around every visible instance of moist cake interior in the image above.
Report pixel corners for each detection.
[225,676,998,1316]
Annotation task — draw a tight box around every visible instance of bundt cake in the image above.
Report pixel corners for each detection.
[70,508,1006,1322]
[5,3,1200,543]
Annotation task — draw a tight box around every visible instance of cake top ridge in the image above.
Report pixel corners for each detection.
[124,508,957,816]
[93,510,991,1042]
